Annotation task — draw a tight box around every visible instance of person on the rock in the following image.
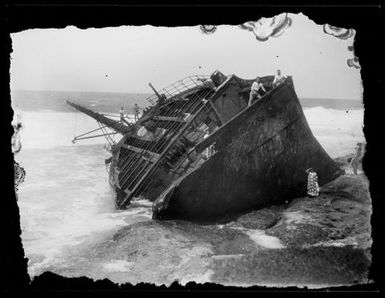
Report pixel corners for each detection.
[248,77,266,106]
[351,142,364,175]
[306,168,320,197]
[272,69,287,88]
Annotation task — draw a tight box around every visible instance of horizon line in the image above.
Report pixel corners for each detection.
[11,88,362,101]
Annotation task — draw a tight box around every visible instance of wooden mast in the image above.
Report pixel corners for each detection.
[66,100,134,134]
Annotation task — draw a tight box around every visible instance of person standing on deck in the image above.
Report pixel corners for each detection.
[133,103,140,122]
[272,69,287,88]
[306,168,320,197]
[248,77,266,106]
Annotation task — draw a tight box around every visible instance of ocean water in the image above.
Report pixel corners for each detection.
[11,90,152,113]
[12,90,365,284]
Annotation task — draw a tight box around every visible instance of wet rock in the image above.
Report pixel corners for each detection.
[49,172,371,287]
[209,246,371,287]
[321,174,370,204]
[334,153,364,175]
[95,173,370,286]
[267,221,330,247]
[169,223,257,255]
[263,174,371,249]
[71,220,215,285]
[232,206,283,230]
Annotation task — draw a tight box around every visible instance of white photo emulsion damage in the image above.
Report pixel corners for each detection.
[11,13,371,288]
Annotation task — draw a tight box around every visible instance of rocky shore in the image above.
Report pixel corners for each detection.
[40,156,371,288]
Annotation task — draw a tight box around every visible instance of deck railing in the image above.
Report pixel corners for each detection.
[145,75,213,105]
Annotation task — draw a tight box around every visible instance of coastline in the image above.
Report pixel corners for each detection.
[35,154,371,287]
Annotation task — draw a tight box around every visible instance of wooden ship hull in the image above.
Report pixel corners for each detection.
[67,71,342,222]
[152,77,343,222]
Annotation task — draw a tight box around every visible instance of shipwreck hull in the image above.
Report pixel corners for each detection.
[153,78,343,222]
[66,71,342,222]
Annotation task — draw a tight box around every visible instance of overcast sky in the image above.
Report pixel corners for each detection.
[10,13,362,100]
